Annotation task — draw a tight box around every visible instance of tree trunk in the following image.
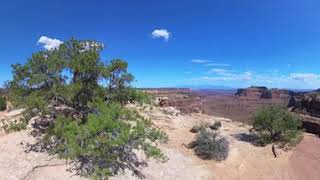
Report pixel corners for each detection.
[272,144,277,158]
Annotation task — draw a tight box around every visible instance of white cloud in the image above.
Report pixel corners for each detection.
[191,59,230,67]
[151,29,170,41]
[38,36,63,50]
[207,68,228,74]
[191,59,210,64]
[205,63,230,67]
[289,73,320,82]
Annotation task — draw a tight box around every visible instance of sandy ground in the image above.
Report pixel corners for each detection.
[0,107,319,180]
[288,134,320,180]
[111,107,293,180]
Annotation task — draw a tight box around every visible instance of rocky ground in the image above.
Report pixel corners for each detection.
[0,105,319,180]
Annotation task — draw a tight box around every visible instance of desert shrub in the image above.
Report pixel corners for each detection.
[252,105,303,147]
[6,38,167,179]
[190,121,222,133]
[188,122,229,161]
[5,119,28,132]
[188,129,229,161]
[0,96,6,111]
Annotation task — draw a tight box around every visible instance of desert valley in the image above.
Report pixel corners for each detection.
[0,87,320,179]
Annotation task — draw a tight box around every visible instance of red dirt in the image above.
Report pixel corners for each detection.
[288,134,320,180]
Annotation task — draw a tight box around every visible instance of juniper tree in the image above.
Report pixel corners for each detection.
[252,105,302,157]
[7,38,167,178]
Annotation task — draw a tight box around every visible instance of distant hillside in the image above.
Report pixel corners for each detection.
[235,86,298,99]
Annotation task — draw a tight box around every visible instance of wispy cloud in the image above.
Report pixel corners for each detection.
[189,71,320,89]
[191,59,210,64]
[207,68,229,74]
[289,73,320,82]
[151,29,170,41]
[205,63,230,67]
[38,36,63,50]
[191,59,230,67]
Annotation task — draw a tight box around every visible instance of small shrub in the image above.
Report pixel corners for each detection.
[0,96,6,111]
[188,128,229,161]
[5,118,28,132]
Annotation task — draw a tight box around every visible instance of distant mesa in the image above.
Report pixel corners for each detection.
[235,86,320,136]
[235,86,294,99]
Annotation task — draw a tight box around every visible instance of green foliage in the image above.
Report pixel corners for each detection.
[7,38,167,179]
[252,105,303,146]
[127,89,151,105]
[7,38,143,121]
[45,101,167,178]
[0,96,6,111]
[5,119,28,132]
[188,128,229,161]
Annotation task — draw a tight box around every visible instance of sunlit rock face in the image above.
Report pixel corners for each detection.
[287,90,320,136]
[235,86,294,99]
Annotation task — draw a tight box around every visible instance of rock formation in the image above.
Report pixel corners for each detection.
[288,91,320,136]
[289,92,320,118]
[146,89,204,114]
[235,86,294,99]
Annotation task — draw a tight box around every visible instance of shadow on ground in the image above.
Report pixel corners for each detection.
[231,133,263,146]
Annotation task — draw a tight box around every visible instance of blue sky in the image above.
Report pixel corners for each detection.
[1,0,320,89]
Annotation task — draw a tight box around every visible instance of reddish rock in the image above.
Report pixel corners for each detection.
[235,86,294,99]
[289,91,320,135]
[146,89,204,114]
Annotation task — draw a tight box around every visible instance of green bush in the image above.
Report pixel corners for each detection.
[129,89,152,105]
[0,96,6,111]
[252,105,303,147]
[189,129,229,161]
[44,101,167,178]
[188,126,229,161]
[107,88,151,105]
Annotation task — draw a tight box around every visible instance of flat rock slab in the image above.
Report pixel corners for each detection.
[0,130,84,180]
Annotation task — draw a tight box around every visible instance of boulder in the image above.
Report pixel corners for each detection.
[162,107,180,116]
